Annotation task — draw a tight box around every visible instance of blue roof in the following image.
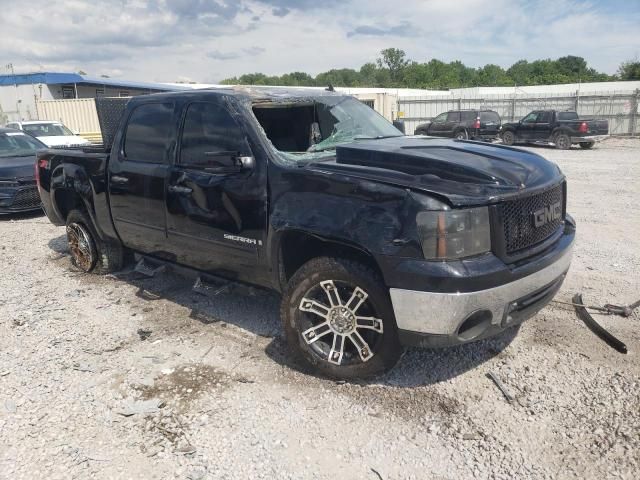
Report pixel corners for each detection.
[0,72,191,91]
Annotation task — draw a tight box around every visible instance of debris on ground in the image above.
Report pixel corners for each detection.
[553,297,640,317]
[117,398,165,417]
[134,258,167,278]
[137,329,153,341]
[572,293,628,354]
[486,371,515,403]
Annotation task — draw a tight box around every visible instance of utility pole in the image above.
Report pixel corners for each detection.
[6,63,20,120]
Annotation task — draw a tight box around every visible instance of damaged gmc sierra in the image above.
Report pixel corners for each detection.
[36,88,575,379]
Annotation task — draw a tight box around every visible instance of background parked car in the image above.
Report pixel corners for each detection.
[5,120,91,148]
[0,128,46,214]
[414,110,501,141]
[500,110,609,149]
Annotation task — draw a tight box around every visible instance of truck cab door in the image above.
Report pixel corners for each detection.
[428,112,449,136]
[108,102,175,254]
[534,111,552,140]
[165,100,268,283]
[517,112,538,141]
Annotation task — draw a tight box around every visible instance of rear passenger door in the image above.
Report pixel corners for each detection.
[108,102,175,254]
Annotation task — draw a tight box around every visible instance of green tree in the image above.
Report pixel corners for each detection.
[316,68,361,87]
[279,72,315,86]
[377,48,409,84]
[218,48,615,89]
[476,64,512,86]
[618,59,640,80]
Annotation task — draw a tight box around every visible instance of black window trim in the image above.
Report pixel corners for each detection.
[176,100,250,170]
[121,101,175,164]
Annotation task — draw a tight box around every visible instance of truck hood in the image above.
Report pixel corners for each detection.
[0,155,35,180]
[309,137,563,207]
[36,135,90,147]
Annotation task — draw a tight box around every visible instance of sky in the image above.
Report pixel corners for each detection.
[0,0,639,84]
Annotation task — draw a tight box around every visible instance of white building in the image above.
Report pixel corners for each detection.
[0,72,193,124]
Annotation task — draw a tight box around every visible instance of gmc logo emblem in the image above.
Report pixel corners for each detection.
[533,201,562,228]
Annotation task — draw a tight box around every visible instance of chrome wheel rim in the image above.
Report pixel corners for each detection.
[67,223,96,272]
[503,132,513,144]
[298,280,383,366]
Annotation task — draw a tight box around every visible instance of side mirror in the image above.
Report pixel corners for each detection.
[393,119,406,134]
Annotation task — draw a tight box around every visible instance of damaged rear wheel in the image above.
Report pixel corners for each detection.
[65,209,124,274]
[281,257,403,379]
[66,220,97,272]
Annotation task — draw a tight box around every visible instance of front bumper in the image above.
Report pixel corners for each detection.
[0,185,42,214]
[387,221,575,348]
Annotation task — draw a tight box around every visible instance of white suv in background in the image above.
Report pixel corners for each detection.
[5,121,91,148]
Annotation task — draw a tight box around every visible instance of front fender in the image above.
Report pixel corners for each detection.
[268,169,426,266]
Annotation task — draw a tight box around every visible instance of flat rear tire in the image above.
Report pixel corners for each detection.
[66,209,124,274]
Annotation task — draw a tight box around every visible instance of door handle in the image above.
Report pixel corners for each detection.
[168,185,193,194]
[111,175,129,185]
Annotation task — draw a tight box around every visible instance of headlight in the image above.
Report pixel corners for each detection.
[417,207,491,260]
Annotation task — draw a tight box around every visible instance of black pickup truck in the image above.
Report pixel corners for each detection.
[37,88,575,379]
[500,110,609,149]
[414,109,501,141]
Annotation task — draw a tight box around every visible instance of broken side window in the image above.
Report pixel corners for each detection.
[252,97,403,165]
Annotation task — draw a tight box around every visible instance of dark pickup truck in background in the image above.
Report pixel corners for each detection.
[414,109,501,141]
[36,88,575,379]
[500,110,609,149]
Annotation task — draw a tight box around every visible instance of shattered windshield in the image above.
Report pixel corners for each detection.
[252,96,403,164]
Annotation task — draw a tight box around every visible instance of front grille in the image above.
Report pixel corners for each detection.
[496,183,564,255]
[12,186,41,210]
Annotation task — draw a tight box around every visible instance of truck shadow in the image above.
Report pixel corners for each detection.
[47,234,516,387]
[264,326,518,388]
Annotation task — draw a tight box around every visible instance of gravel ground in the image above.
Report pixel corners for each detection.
[1,138,639,480]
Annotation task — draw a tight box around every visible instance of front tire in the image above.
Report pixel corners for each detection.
[579,142,594,149]
[65,209,124,274]
[501,130,515,146]
[554,133,571,150]
[281,257,403,379]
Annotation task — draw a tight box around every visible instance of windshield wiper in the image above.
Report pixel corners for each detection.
[353,135,404,140]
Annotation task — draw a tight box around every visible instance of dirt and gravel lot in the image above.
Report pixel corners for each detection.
[1,138,639,480]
